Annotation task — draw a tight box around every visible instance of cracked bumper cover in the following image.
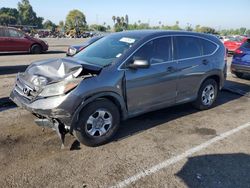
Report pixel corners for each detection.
[10,89,81,127]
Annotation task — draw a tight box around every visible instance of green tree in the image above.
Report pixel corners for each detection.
[195,25,201,32]
[17,0,43,28]
[239,27,247,35]
[59,20,64,28]
[43,20,56,31]
[90,24,107,32]
[0,8,19,25]
[65,9,86,31]
[198,26,216,34]
[112,16,116,24]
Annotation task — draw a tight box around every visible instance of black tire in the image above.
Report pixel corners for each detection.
[193,79,218,110]
[30,44,42,54]
[235,72,244,78]
[73,99,120,147]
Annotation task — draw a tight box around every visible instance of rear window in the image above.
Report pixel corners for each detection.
[241,39,250,49]
[0,28,8,37]
[200,38,217,55]
[174,36,202,59]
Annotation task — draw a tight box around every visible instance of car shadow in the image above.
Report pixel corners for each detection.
[112,89,244,143]
[176,153,250,188]
[0,65,28,75]
[0,97,16,112]
[224,79,250,97]
[44,50,66,54]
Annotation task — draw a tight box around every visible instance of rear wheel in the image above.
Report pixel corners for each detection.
[235,72,244,78]
[30,44,42,54]
[193,79,218,110]
[73,99,120,147]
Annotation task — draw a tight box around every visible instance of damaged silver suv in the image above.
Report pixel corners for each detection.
[10,30,226,147]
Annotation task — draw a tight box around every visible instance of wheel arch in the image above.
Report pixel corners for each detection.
[70,92,127,133]
[30,43,42,53]
[199,74,221,91]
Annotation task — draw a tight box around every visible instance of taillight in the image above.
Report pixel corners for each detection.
[234,48,243,54]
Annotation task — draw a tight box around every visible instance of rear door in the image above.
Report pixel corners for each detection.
[0,27,11,52]
[125,36,178,114]
[174,36,217,103]
[6,28,31,52]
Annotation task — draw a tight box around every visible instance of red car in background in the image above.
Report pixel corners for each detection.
[0,26,48,54]
[224,36,247,53]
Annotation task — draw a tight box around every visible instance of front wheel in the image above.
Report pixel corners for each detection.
[73,99,120,147]
[193,79,218,110]
[30,44,42,54]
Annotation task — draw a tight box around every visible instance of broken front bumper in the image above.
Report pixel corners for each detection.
[10,83,81,128]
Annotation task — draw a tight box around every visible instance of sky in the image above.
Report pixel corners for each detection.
[1,0,250,29]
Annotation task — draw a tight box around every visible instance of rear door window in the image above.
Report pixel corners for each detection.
[8,29,24,38]
[200,38,217,55]
[133,37,172,65]
[174,36,202,60]
[0,28,8,37]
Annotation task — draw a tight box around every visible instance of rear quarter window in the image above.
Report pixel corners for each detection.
[200,38,217,55]
[174,36,202,60]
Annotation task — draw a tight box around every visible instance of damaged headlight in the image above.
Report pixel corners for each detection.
[68,47,77,56]
[31,76,48,87]
[39,79,81,97]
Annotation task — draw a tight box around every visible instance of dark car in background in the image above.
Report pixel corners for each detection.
[10,30,226,147]
[0,26,48,54]
[231,38,250,78]
[66,35,103,56]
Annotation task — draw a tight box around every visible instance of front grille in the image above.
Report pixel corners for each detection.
[15,76,38,100]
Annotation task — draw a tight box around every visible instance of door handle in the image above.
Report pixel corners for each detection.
[202,59,209,65]
[166,66,175,73]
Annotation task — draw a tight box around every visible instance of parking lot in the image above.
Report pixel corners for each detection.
[0,39,250,188]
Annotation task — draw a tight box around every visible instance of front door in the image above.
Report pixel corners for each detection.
[125,36,178,115]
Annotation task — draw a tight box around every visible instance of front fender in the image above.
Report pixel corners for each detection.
[69,91,127,133]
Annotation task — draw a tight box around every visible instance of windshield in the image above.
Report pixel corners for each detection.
[74,35,139,66]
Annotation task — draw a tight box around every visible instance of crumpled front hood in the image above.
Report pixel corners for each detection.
[25,58,83,83]
[19,57,102,91]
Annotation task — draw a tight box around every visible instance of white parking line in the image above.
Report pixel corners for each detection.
[111,122,250,188]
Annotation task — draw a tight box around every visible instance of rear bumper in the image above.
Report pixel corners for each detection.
[231,63,250,74]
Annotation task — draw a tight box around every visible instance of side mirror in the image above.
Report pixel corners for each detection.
[128,59,150,69]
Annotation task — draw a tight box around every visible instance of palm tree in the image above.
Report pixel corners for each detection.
[116,17,121,25]
[121,17,125,24]
[138,20,141,24]
[125,14,129,25]
[112,16,116,24]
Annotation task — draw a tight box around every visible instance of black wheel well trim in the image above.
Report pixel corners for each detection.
[69,92,127,133]
[200,74,221,90]
[30,43,42,52]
